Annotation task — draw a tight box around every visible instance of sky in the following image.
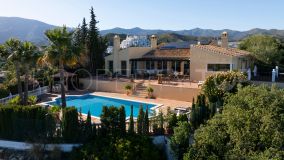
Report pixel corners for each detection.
[0,0,283,31]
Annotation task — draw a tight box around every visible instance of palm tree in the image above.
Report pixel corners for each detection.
[0,38,24,104]
[21,42,41,105]
[44,26,81,108]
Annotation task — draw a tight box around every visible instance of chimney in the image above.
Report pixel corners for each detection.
[221,32,228,48]
[150,35,157,49]
[113,35,120,53]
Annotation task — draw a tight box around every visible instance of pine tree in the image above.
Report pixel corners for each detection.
[128,105,135,134]
[137,105,144,135]
[119,106,126,136]
[143,106,149,135]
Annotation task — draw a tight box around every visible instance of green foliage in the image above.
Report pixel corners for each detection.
[152,111,165,135]
[128,105,135,134]
[185,85,284,159]
[50,105,61,113]
[86,7,107,74]
[100,106,126,136]
[143,106,149,135]
[167,113,178,134]
[0,105,56,141]
[8,95,37,105]
[118,106,126,136]
[62,107,79,142]
[202,71,248,104]
[124,84,132,90]
[147,86,154,93]
[71,135,165,160]
[239,35,284,65]
[84,110,93,140]
[0,86,9,99]
[137,105,144,135]
[171,121,191,160]
[189,95,209,130]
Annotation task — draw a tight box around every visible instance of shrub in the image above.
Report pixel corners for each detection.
[62,107,79,142]
[0,87,9,99]
[0,105,56,141]
[202,71,249,104]
[8,95,37,105]
[124,84,132,90]
[147,87,154,98]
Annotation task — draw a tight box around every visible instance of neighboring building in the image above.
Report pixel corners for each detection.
[105,32,251,81]
[120,35,150,49]
[190,32,251,81]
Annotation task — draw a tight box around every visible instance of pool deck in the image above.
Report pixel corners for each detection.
[40,91,192,123]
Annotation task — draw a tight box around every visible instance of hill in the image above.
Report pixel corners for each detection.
[1,17,284,45]
[0,17,57,45]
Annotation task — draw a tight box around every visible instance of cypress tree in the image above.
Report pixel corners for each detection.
[158,112,164,134]
[119,106,126,136]
[80,17,88,45]
[143,106,149,135]
[128,105,135,134]
[88,7,98,74]
[85,110,92,140]
[190,98,197,129]
[62,107,79,142]
[137,105,144,135]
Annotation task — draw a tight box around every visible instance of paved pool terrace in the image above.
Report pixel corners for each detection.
[39,91,192,123]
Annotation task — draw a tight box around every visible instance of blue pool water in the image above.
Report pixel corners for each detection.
[47,94,156,118]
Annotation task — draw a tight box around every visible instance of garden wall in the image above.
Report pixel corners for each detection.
[80,78,200,102]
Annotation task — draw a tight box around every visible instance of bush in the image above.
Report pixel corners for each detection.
[124,84,132,90]
[185,85,284,159]
[0,105,56,141]
[62,107,79,143]
[8,95,37,105]
[0,87,9,99]
[202,71,249,104]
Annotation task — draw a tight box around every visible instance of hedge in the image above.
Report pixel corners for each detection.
[0,105,56,141]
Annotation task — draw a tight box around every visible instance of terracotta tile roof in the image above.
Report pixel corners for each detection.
[142,48,190,59]
[192,44,250,57]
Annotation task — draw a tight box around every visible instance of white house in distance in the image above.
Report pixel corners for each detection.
[104,32,251,81]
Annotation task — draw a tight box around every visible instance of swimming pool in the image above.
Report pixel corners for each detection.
[46,94,158,118]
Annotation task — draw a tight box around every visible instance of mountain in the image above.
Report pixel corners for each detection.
[101,27,284,41]
[1,17,284,45]
[0,17,57,45]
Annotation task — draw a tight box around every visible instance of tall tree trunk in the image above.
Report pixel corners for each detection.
[59,61,66,108]
[15,62,23,105]
[23,65,29,105]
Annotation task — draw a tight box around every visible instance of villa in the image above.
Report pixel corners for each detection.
[104,32,251,82]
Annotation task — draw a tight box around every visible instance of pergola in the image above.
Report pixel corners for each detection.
[52,70,78,91]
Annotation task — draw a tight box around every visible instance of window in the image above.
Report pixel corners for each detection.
[121,61,127,75]
[207,64,230,72]
[108,61,113,73]
[171,61,181,72]
[184,61,190,75]
[146,61,155,70]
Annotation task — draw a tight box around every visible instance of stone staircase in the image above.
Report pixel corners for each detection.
[134,82,148,98]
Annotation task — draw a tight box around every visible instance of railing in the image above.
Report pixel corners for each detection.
[0,86,49,104]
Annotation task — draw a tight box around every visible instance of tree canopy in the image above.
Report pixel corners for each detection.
[184,85,284,159]
[239,35,284,65]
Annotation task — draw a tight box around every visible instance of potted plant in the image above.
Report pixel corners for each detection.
[124,84,132,96]
[147,86,154,98]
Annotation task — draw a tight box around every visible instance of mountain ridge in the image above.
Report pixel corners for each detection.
[0,16,284,45]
